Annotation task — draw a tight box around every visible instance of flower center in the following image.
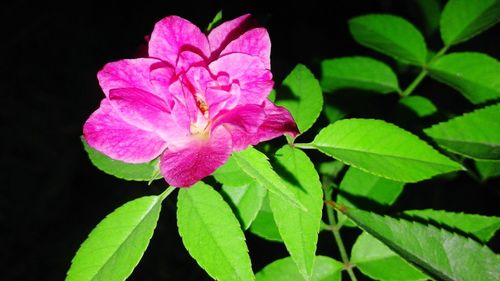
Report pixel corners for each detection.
[195,93,209,117]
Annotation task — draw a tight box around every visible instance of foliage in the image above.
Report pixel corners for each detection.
[71,2,500,281]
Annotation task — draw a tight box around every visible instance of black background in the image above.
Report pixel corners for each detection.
[2,0,498,280]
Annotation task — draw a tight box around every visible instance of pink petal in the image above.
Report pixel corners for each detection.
[108,88,187,141]
[98,58,163,98]
[151,65,205,132]
[213,104,265,134]
[181,66,237,118]
[209,53,273,105]
[167,78,203,130]
[208,14,254,56]
[149,63,177,107]
[159,126,232,187]
[220,28,271,68]
[83,99,167,163]
[257,100,300,138]
[205,84,240,118]
[223,100,299,151]
[149,16,210,67]
[176,50,207,73]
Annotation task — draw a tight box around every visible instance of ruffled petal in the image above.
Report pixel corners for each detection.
[205,84,240,118]
[220,28,271,68]
[148,16,210,67]
[149,63,177,107]
[208,14,254,56]
[213,104,265,133]
[83,99,167,163]
[159,126,232,187]
[176,50,207,73]
[257,100,300,138]
[97,58,163,97]
[222,100,299,150]
[209,53,273,105]
[167,78,204,131]
[108,88,187,141]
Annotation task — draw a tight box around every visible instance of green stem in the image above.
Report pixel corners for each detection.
[401,45,450,97]
[160,186,177,201]
[429,45,450,64]
[323,185,357,281]
[401,69,428,97]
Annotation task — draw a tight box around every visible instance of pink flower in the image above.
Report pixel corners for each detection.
[83,14,298,187]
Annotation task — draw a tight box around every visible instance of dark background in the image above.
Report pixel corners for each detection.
[1,0,498,280]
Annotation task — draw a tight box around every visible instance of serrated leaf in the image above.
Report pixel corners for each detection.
[349,14,427,65]
[256,256,342,281]
[66,194,165,281]
[206,10,223,32]
[268,146,324,280]
[475,160,500,180]
[177,182,254,281]
[337,167,404,227]
[399,95,437,117]
[249,194,282,242]
[404,209,500,242]
[221,182,267,230]
[276,64,323,135]
[310,119,462,182]
[424,103,500,160]
[440,0,500,46]
[81,137,161,181]
[428,52,500,104]
[213,156,253,186]
[338,206,500,281]
[352,232,428,281]
[233,147,305,210]
[321,56,400,94]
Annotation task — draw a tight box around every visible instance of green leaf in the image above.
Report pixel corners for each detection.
[311,119,462,182]
[256,256,342,281]
[268,146,324,280]
[221,182,267,230]
[206,10,223,32]
[323,104,346,124]
[276,64,323,134]
[440,0,500,46]
[268,89,277,102]
[213,156,253,186]
[66,194,165,281]
[399,95,437,117]
[81,137,161,181]
[319,161,345,178]
[337,167,404,227]
[338,206,500,281]
[249,194,282,242]
[233,147,305,210]
[349,14,427,65]
[339,167,405,206]
[352,232,428,281]
[415,0,442,35]
[321,56,400,94]
[428,52,500,104]
[177,182,254,281]
[404,209,500,242]
[424,103,500,160]
[475,160,500,180]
